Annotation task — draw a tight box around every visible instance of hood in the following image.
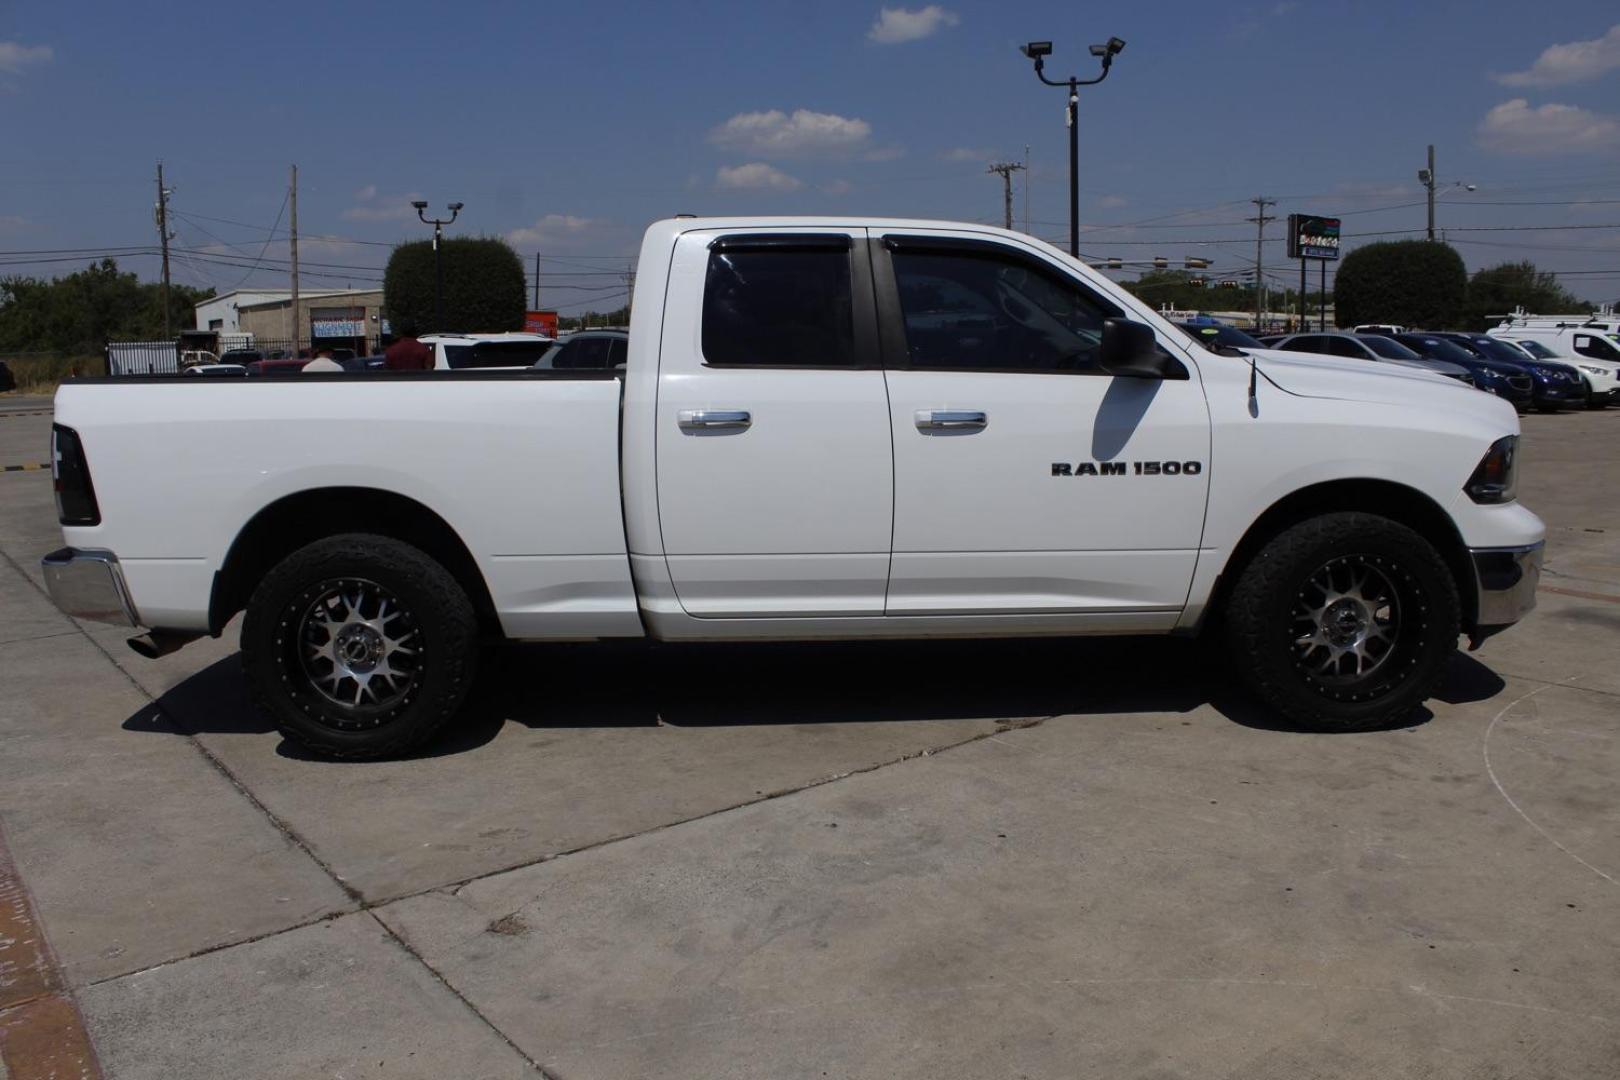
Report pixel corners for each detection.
[1241,347,1479,405]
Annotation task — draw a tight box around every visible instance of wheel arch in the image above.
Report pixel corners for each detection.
[1208,478,1476,631]
[210,487,499,636]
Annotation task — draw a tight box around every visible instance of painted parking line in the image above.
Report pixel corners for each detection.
[1540,584,1620,605]
[0,411,52,420]
[0,822,104,1079]
[1,464,49,473]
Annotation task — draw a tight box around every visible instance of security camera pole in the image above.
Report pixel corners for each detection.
[1020,36,1125,257]
[414,200,464,332]
[1417,145,1475,242]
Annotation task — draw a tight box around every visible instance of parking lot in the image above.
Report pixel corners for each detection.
[2,393,1618,1078]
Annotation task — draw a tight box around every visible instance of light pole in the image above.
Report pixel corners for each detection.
[413,200,463,331]
[1418,145,1474,241]
[1020,36,1124,257]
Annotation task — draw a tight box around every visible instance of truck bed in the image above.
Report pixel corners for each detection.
[54,370,641,639]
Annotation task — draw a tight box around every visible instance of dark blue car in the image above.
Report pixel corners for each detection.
[1394,333,1533,411]
[1429,332,1586,412]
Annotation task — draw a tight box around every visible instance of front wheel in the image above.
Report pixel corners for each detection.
[1223,512,1459,731]
[241,533,480,759]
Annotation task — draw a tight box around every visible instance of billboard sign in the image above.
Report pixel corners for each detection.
[524,310,559,338]
[1287,214,1341,261]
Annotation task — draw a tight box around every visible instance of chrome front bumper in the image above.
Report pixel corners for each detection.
[41,548,139,626]
[1469,541,1543,636]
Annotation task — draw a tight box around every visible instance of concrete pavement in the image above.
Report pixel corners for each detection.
[1,401,1616,1077]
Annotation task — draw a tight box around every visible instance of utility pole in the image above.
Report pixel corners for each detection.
[533,252,540,309]
[1424,144,1435,241]
[289,164,300,354]
[1022,145,1030,234]
[1248,196,1276,331]
[987,161,1026,230]
[155,163,172,339]
[624,263,636,313]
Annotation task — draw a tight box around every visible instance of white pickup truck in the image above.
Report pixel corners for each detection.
[43,217,1544,758]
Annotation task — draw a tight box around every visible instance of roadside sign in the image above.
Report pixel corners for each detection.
[1286,214,1341,261]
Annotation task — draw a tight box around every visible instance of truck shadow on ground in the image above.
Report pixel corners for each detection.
[123,636,1507,761]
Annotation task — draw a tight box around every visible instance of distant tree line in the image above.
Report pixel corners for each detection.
[1333,241,1586,331]
[0,260,212,355]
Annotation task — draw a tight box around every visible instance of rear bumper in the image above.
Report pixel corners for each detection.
[41,547,139,626]
[1468,541,1542,641]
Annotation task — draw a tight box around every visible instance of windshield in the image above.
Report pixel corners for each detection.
[1396,335,1478,365]
[1178,323,1263,351]
[1464,335,1542,364]
[1509,339,1558,360]
[1358,335,1424,361]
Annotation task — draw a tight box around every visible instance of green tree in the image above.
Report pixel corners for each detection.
[1332,240,1467,329]
[383,237,526,334]
[1463,261,1584,331]
[0,259,211,355]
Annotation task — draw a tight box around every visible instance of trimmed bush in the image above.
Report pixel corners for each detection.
[384,237,526,334]
[1333,240,1466,329]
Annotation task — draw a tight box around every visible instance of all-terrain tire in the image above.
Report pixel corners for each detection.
[1224,512,1459,732]
[241,533,479,759]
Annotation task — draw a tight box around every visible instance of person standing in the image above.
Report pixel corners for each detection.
[384,320,433,371]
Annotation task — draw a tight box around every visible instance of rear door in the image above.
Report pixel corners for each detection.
[873,232,1210,618]
[653,229,893,617]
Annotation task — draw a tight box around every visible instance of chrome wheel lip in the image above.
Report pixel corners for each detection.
[294,577,422,716]
[1291,554,1402,686]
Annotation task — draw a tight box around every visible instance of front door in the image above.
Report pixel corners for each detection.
[873,233,1211,618]
[654,229,893,618]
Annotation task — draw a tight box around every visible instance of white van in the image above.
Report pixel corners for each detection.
[1489,325,1620,406]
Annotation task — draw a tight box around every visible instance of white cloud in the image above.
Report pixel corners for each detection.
[867,5,958,44]
[709,108,872,158]
[342,187,423,222]
[1496,24,1620,87]
[941,146,991,162]
[506,214,597,245]
[1097,195,1128,209]
[716,163,804,192]
[1478,98,1620,155]
[0,42,52,74]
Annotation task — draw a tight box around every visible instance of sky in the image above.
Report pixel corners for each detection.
[3,0,1620,310]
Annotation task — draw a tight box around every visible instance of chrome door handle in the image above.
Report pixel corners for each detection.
[678,409,752,431]
[915,409,987,432]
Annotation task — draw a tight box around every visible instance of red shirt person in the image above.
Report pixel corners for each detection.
[384,322,433,371]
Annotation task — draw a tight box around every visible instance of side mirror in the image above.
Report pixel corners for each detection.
[1099,318,1179,378]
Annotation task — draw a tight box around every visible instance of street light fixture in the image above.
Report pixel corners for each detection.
[414,200,463,332]
[1020,36,1125,256]
[1418,145,1474,241]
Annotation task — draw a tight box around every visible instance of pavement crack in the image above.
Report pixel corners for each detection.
[369,910,559,1078]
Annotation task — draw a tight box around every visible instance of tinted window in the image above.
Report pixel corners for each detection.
[1575,334,1620,360]
[552,337,614,369]
[608,337,628,368]
[1326,337,1371,359]
[703,247,854,366]
[1179,323,1263,350]
[1359,335,1423,360]
[1396,335,1477,365]
[1280,336,1324,353]
[444,341,555,369]
[891,248,1115,371]
[1462,336,1537,364]
[1510,339,1557,360]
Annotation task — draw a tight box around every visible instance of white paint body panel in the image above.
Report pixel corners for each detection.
[56,216,1542,647]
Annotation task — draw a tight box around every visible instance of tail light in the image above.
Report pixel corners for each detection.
[51,424,101,526]
[1465,435,1519,505]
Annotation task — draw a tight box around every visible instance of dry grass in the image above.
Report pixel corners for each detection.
[3,355,100,396]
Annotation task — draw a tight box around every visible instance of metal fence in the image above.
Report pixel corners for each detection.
[104,336,392,375]
[106,341,179,375]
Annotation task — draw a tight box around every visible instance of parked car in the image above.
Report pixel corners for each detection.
[1352,324,1406,335]
[538,329,628,369]
[0,359,14,393]
[41,215,1541,758]
[1393,333,1533,411]
[181,364,249,377]
[1175,322,1265,353]
[419,332,555,370]
[1429,332,1589,412]
[338,354,388,372]
[1263,332,1474,385]
[219,349,265,367]
[1487,326,1620,408]
[245,358,309,377]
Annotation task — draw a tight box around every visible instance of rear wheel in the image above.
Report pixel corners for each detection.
[241,533,479,759]
[1224,512,1459,731]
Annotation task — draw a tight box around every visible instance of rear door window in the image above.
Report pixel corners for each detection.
[702,239,855,367]
[1326,337,1370,359]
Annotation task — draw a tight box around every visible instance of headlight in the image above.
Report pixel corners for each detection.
[1577,364,1608,376]
[1465,435,1519,505]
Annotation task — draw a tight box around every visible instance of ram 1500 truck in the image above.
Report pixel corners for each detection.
[43,217,1544,758]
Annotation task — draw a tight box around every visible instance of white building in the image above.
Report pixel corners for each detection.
[194,288,379,334]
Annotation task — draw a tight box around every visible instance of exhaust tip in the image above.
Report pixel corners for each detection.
[127,631,200,660]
